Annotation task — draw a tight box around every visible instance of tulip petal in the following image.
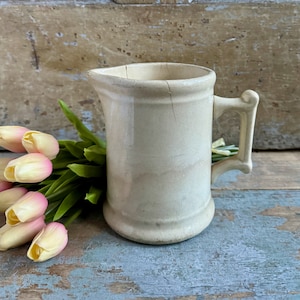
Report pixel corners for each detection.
[0,158,14,181]
[0,216,45,251]
[0,155,23,181]
[22,131,59,160]
[0,187,28,212]
[4,153,53,183]
[0,180,13,192]
[0,126,29,152]
[27,222,68,262]
[5,191,48,225]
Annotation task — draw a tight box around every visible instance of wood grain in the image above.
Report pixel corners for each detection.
[213,151,300,190]
[0,2,299,149]
[0,151,299,299]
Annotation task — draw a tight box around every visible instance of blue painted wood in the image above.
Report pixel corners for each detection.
[1,189,299,299]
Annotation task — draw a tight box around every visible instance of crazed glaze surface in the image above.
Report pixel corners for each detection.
[88,62,259,244]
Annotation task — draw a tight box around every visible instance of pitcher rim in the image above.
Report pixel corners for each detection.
[87,62,216,84]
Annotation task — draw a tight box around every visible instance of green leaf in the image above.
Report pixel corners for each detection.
[51,149,78,169]
[58,100,106,149]
[84,145,106,165]
[53,189,84,221]
[76,140,94,149]
[45,183,80,203]
[45,169,79,196]
[45,201,61,222]
[68,163,105,178]
[62,140,85,159]
[85,185,103,205]
[38,183,52,194]
[39,179,56,186]
[63,208,83,227]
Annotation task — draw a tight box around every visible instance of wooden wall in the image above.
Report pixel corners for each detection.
[0,1,299,149]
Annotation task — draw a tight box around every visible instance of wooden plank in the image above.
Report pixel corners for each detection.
[0,3,299,149]
[0,189,299,299]
[213,151,300,190]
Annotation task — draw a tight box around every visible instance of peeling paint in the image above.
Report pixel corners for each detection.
[205,5,228,12]
[204,291,255,299]
[107,278,140,294]
[260,206,300,233]
[63,41,78,46]
[48,264,83,289]
[0,189,299,299]
[61,73,88,81]
[17,285,52,299]
[174,296,198,300]
[55,32,64,37]
[214,209,235,221]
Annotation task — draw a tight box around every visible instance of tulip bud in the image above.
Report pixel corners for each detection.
[0,187,28,213]
[0,216,45,251]
[0,126,29,152]
[0,158,14,181]
[0,180,13,192]
[22,131,59,160]
[27,222,68,262]
[4,153,52,183]
[5,191,48,225]
[0,154,23,181]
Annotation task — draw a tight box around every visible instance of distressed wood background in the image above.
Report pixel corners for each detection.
[0,0,299,149]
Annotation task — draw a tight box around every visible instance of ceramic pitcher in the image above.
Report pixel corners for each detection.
[87,62,259,245]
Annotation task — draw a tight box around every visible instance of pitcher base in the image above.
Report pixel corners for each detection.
[103,197,215,245]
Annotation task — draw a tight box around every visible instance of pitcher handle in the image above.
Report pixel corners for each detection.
[211,90,259,184]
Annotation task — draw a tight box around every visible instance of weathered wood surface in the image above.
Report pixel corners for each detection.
[0,151,299,299]
[213,150,300,190]
[0,2,299,149]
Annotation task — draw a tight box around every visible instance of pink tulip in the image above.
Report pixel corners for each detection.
[5,191,48,225]
[0,126,29,152]
[0,187,28,213]
[0,180,13,192]
[4,153,52,183]
[0,154,23,181]
[22,131,59,160]
[0,157,14,181]
[27,222,68,262]
[0,216,45,251]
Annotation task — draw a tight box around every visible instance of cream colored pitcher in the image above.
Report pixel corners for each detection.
[87,62,259,245]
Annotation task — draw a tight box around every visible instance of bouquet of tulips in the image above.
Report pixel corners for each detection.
[0,100,237,262]
[0,128,68,262]
[0,100,106,262]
